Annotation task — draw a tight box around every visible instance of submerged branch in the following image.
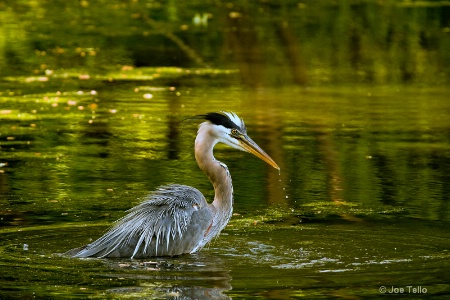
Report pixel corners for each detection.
[140,13,208,68]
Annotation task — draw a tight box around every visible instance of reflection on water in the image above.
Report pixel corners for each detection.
[1,78,450,298]
[1,219,448,298]
[104,256,232,299]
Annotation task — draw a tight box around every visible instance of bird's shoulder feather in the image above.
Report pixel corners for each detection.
[69,184,212,258]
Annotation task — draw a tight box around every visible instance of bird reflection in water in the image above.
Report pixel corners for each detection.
[106,254,232,299]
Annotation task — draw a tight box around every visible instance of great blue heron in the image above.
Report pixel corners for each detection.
[66,111,279,258]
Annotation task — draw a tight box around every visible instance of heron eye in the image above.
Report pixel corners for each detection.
[231,129,238,135]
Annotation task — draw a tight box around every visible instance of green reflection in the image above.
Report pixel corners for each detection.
[1,75,449,299]
[1,1,450,85]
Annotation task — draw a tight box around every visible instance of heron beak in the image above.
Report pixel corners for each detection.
[239,135,280,170]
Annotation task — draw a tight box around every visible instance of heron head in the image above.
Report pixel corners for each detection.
[199,111,280,170]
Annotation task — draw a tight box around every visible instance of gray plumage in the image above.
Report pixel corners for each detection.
[66,111,279,258]
[67,185,213,258]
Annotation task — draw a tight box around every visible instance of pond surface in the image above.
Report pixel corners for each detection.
[1,71,450,298]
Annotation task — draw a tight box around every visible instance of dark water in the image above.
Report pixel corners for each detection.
[1,73,450,298]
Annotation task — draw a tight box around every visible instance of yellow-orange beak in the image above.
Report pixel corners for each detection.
[239,135,280,170]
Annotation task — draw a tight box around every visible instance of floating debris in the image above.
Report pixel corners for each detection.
[79,74,91,80]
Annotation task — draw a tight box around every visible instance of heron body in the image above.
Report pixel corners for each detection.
[66,112,279,258]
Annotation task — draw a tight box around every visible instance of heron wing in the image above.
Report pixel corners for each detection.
[69,184,212,258]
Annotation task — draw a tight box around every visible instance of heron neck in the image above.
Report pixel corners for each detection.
[195,129,233,218]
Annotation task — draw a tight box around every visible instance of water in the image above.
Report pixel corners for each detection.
[1,73,450,298]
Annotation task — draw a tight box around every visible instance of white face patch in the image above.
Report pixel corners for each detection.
[197,112,249,153]
[223,132,245,151]
[208,124,246,152]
